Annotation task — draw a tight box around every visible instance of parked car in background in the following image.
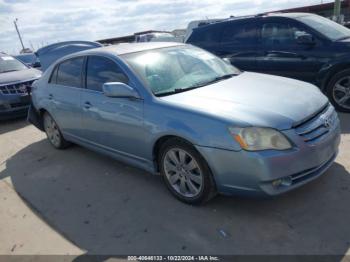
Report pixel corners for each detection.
[187,13,350,112]
[0,53,41,120]
[15,53,41,69]
[29,43,340,204]
[36,41,103,71]
[135,32,182,43]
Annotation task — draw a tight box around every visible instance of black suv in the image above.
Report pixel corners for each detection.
[187,13,350,112]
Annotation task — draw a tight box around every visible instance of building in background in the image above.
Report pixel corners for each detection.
[275,0,350,25]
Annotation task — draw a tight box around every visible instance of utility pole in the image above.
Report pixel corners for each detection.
[13,18,25,51]
[333,0,341,23]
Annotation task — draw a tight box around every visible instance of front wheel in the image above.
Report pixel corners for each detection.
[327,69,350,112]
[43,112,70,149]
[159,138,216,205]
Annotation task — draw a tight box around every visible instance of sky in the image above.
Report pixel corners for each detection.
[0,0,334,54]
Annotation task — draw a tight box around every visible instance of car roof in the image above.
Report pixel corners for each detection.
[267,12,314,19]
[77,42,185,56]
[193,12,314,29]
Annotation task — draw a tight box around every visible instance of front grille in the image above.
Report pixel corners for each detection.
[294,103,338,144]
[0,80,34,95]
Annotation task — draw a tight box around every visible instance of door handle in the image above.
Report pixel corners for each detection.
[83,101,92,109]
[265,51,306,59]
[48,94,53,100]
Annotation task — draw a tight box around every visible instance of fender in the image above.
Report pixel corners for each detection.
[316,54,350,92]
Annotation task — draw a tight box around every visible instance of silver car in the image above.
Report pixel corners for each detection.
[29,43,341,204]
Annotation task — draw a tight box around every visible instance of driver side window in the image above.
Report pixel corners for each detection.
[86,56,129,92]
[261,22,310,46]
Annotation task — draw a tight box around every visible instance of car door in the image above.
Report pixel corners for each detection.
[256,18,325,83]
[46,56,84,137]
[215,19,261,71]
[80,55,145,158]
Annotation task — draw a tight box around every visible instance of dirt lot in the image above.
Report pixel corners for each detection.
[0,114,349,258]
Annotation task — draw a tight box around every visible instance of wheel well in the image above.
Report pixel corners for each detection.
[323,64,350,91]
[39,108,47,116]
[153,135,192,172]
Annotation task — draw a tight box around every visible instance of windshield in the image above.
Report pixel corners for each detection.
[0,55,28,73]
[297,15,350,41]
[122,46,240,96]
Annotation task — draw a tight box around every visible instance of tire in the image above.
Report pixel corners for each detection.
[326,69,350,113]
[158,138,216,205]
[43,112,70,149]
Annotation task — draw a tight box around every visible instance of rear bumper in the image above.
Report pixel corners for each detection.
[195,124,341,197]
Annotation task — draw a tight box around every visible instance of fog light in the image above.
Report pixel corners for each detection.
[281,176,293,187]
[272,179,282,188]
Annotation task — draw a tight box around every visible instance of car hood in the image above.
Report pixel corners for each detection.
[160,72,328,130]
[0,68,41,85]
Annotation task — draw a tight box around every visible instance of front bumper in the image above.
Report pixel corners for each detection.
[0,106,29,120]
[195,121,341,197]
[0,95,30,120]
[0,94,30,120]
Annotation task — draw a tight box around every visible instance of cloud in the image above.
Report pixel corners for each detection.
[0,3,13,13]
[0,0,334,54]
[3,0,30,4]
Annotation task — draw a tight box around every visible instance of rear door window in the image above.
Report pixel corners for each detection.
[56,57,84,88]
[221,21,257,44]
[86,56,128,92]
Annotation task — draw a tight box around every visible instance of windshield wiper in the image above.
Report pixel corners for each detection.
[204,73,237,85]
[336,36,350,41]
[156,73,237,97]
[156,86,201,97]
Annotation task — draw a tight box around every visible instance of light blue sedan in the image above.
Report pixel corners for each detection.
[29,42,341,204]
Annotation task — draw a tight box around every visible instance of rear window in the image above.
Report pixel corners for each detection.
[221,22,257,44]
[56,57,84,88]
[187,23,223,44]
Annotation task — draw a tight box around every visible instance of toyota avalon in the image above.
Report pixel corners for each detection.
[29,43,340,204]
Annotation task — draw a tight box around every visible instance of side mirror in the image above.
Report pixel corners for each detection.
[32,61,41,68]
[296,33,315,45]
[102,82,141,99]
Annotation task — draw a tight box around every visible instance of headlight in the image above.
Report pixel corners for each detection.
[229,127,292,151]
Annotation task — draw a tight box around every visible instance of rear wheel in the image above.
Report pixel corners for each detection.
[327,69,350,112]
[43,112,70,149]
[159,138,216,205]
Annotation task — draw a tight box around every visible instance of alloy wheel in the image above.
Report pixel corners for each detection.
[43,114,61,148]
[163,148,203,198]
[333,76,350,110]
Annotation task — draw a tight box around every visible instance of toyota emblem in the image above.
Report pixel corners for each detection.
[324,118,331,128]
